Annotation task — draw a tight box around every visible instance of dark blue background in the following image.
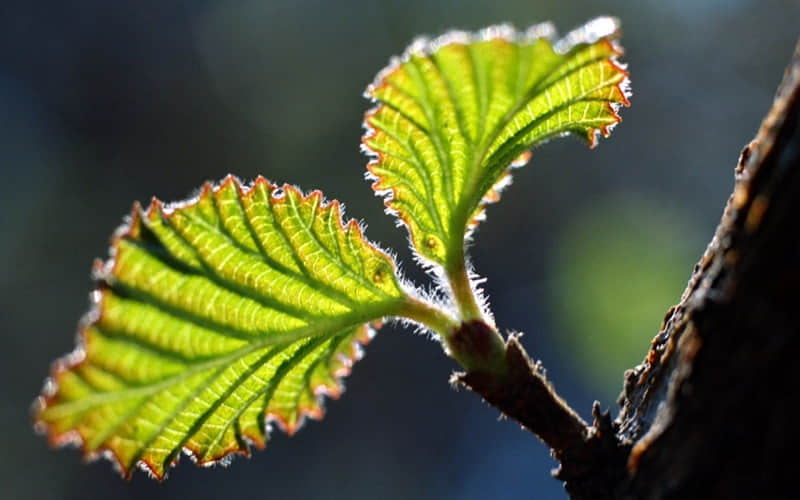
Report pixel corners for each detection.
[1,1,798,498]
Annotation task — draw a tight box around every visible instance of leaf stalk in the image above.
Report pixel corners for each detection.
[445,245,484,322]
[398,296,460,337]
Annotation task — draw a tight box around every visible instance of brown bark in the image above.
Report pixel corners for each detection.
[455,39,800,499]
[453,333,629,499]
[614,38,800,500]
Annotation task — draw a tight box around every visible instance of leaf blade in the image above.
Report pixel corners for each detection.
[34,176,405,479]
[363,18,630,267]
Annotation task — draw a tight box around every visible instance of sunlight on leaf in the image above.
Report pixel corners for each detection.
[363,17,630,267]
[33,175,409,479]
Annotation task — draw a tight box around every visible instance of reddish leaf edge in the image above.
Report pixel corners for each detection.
[360,17,631,256]
[32,174,388,480]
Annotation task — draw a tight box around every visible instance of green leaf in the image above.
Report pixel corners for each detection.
[362,17,630,267]
[33,176,409,479]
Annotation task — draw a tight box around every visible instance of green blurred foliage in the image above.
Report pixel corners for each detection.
[549,194,703,399]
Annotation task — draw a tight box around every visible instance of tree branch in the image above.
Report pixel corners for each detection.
[614,37,800,500]
[454,37,800,500]
[451,326,628,499]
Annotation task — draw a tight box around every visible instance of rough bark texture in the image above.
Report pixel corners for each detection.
[613,38,800,500]
[456,39,800,499]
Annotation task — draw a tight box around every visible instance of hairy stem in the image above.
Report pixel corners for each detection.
[397,295,460,337]
[445,245,484,322]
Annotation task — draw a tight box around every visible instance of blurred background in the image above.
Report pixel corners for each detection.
[1,0,798,498]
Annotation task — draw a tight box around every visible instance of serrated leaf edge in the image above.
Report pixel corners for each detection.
[32,175,393,480]
[360,17,631,258]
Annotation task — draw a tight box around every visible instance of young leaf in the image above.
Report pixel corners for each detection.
[33,176,411,479]
[363,17,630,267]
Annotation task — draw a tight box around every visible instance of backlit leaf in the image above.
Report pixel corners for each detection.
[363,17,630,267]
[34,175,408,479]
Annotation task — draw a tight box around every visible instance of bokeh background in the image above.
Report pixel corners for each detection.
[1,1,798,498]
